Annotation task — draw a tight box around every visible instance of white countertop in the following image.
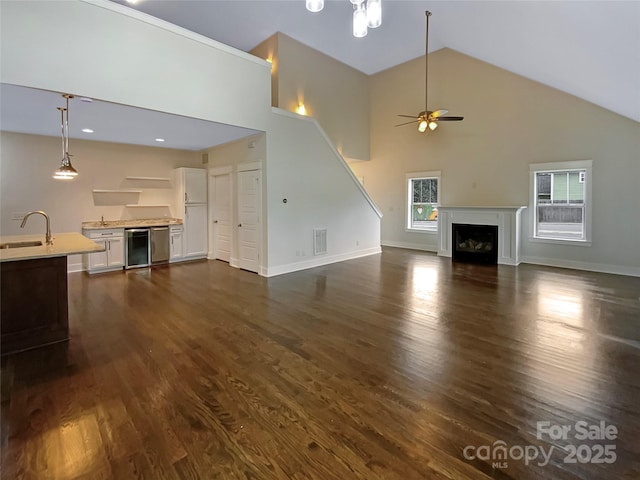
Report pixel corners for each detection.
[82,217,183,230]
[0,232,104,262]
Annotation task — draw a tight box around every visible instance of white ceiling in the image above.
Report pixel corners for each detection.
[2,0,638,151]
[0,84,259,151]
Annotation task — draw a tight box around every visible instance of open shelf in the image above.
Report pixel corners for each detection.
[92,189,142,206]
[92,189,142,193]
[125,176,171,182]
[125,204,170,208]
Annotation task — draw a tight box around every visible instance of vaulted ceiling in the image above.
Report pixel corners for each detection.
[2,1,638,152]
[112,0,640,123]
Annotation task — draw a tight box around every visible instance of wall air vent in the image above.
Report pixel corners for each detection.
[313,228,327,256]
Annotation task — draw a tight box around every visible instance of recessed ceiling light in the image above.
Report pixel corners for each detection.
[155,138,165,142]
[79,97,93,103]
[82,128,94,133]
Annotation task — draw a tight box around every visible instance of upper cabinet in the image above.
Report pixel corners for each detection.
[175,168,207,205]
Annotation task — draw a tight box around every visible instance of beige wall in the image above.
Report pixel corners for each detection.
[251,34,279,107]
[252,33,370,161]
[0,131,200,269]
[351,48,640,274]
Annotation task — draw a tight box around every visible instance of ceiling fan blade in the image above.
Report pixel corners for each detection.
[394,120,419,127]
[397,114,419,119]
[437,116,464,121]
[431,109,449,118]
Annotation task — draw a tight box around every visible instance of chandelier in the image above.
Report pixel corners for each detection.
[306,0,382,38]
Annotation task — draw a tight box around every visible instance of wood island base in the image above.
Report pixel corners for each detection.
[1,256,69,356]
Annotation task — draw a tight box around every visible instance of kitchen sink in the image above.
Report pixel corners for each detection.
[0,240,44,249]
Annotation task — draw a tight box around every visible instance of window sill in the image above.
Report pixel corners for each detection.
[529,236,592,247]
[406,228,438,235]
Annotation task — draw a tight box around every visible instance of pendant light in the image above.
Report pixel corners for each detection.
[353,3,368,38]
[53,94,78,180]
[306,0,324,13]
[306,0,382,38]
[366,0,382,28]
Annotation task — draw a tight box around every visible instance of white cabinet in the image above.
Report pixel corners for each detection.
[175,167,207,205]
[184,204,208,258]
[170,225,183,261]
[184,169,207,204]
[174,168,207,260]
[83,228,125,273]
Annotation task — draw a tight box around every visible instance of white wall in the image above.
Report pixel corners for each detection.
[1,0,382,276]
[0,0,272,131]
[351,49,640,276]
[0,132,200,271]
[206,133,267,266]
[265,110,381,276]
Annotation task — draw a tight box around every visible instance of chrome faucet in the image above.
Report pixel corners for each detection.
[20,210,53,245]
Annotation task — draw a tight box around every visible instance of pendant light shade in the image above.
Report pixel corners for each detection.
[353,4,368,38]
[367,0,382,28]
[306,0,324,13]
[306,0,383,37]
[53,94,78,180]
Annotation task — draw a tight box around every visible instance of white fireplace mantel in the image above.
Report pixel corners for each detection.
[437,206,527,265]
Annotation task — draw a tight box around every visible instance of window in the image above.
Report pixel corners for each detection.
[530,160,592,243]
[406,171,441,232]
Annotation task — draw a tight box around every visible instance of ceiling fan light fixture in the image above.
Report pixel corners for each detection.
[395,11,464,133]
[306,0,324,13]
[367,0,382,28]
[353,4,368,38]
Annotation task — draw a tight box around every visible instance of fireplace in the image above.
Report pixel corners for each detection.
[452,223,498,264]
[437,206,526,265]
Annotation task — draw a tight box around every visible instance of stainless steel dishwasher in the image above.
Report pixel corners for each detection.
[150,226,170,265]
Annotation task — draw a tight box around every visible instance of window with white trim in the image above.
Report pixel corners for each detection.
[530,160,592,243]
[406,171,441,233]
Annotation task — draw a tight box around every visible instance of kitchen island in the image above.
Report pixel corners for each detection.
[0,232,104,355]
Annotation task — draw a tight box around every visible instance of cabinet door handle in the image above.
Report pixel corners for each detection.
[238,223,242,227]
[108,240,111,251]
[214,220,218,223]
[185,192,188,203]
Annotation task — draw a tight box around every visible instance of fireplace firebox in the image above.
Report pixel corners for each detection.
[452,223,498,264]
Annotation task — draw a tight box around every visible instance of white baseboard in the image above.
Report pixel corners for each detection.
[381,240,438,253]
[67,261,84,273]
[521,255,640,277]
[265,247,381,277]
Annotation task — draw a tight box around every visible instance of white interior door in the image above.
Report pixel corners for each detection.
[212,173,232,262]
[238,169,261,273]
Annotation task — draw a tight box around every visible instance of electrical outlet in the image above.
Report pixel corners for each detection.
[12,212,27,221]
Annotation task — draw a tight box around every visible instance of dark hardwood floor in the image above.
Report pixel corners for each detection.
[2,247,639,479]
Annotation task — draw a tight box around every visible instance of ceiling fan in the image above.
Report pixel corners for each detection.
[396,11,464,133]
